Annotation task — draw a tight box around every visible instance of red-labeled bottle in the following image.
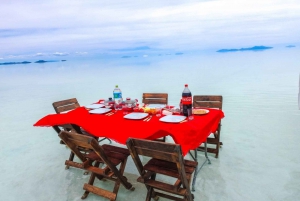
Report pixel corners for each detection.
[182,84,192,117]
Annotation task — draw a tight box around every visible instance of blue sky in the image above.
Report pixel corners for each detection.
[0,0,299,60]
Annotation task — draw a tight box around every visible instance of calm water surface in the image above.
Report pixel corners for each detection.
[0,48,299,201]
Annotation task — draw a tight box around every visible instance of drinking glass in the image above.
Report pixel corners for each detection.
[188,109,194,121]
[122,105,128,115]
[156,107,162,117]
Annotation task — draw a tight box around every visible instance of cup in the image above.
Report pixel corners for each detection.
[187,109,194,121]
[114,102,122,110]
[122,105,128,115]
[156,107,162,117]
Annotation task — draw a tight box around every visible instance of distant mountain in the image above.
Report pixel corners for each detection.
[0,60,66,65]
[286,45,296,48]
[0,61,31,65]
[35,60,58,63]
[217,46,273,53]
[121,56,131,58]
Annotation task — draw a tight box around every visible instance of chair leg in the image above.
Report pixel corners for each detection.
[145,186,154,201]
[66,151,75,169]
[98,137,112,144]
[81,172,96,199]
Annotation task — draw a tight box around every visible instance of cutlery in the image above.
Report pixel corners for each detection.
[146,115,152,122]
[143,115,151,121]
[106,112,114,116]
[180,120,187,124]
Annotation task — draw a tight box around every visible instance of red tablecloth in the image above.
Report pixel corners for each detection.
[34,107,224,155]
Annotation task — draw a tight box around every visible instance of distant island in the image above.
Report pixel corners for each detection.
[0,61,31,65]
[175,52,184,55]
[286,45,296,48]
[0,60,66,65]
[34,60,59,63]
[217,46,273,53]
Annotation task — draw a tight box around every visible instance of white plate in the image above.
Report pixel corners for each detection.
[85,104,104,109]
[124,112,149,120]
[146,104,166,109]
[89,108,111,114]
[159,115,186,123]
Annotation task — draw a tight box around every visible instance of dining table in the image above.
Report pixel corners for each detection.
[34,103,225,191]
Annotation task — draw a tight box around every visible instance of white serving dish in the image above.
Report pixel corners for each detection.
[159,115,186,123]
[85,104,105,109]
[89,108,111,114]
[124,112,149,120]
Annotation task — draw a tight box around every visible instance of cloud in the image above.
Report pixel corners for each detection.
[0,0,300,55]
[53,52,69,56]
[34,53,47,56]
[75,52,88,55]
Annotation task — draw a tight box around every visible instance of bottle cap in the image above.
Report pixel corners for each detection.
[185,84,188,87]
[126,97,130,100]
[115,85,118,88]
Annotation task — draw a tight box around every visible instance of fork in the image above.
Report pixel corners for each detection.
[143,115,151,121]
[106,112,114,116]
[146,115,153,122]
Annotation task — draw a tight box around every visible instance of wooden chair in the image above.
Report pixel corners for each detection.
[126,138,197,201]
[193,95,223,158]
[59,131,134,200]
[52,98,111,144]
[142,93,168,142]
[142,93,168,105]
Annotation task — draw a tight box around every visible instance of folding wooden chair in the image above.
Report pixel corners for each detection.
[52,98,112,144]
[193,95,223,158]
[59,131,134,200]
[142,93,168,105]
[126,138,197,201]
[142,93,168,142]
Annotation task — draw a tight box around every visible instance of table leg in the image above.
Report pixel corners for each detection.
[191,140,211,192]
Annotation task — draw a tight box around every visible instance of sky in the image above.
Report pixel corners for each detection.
[0,0,299,60]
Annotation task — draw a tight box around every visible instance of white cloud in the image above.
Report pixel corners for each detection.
[34,53,47,56]
[53,52,69,56]
[75,52,88,55]
[0,0,300,55]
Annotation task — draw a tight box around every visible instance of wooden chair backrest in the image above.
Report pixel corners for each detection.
[193,95,223,109]
[59,131,98,162]
[142,93,168,104]
[59,131,128,184]
[52,98,80,114]
[126,138,189,190]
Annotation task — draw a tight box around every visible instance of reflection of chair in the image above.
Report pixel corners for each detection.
[126,138,197,201]
[193,95,223,158]
[59,131,134,200]
[142,93,168,142]
[52,98,111,143]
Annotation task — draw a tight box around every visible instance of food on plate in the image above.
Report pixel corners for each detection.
[193,109,209,115]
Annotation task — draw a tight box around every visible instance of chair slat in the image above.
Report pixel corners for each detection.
[52,98,80,113]
[142,93,168,105]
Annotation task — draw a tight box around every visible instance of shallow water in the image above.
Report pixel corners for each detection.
[1,48,300,201]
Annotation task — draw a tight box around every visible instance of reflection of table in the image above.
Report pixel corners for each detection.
[34,107,224,190]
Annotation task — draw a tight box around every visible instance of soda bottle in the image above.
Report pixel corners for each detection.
[182,84,192,117]
[113,85,123,110]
